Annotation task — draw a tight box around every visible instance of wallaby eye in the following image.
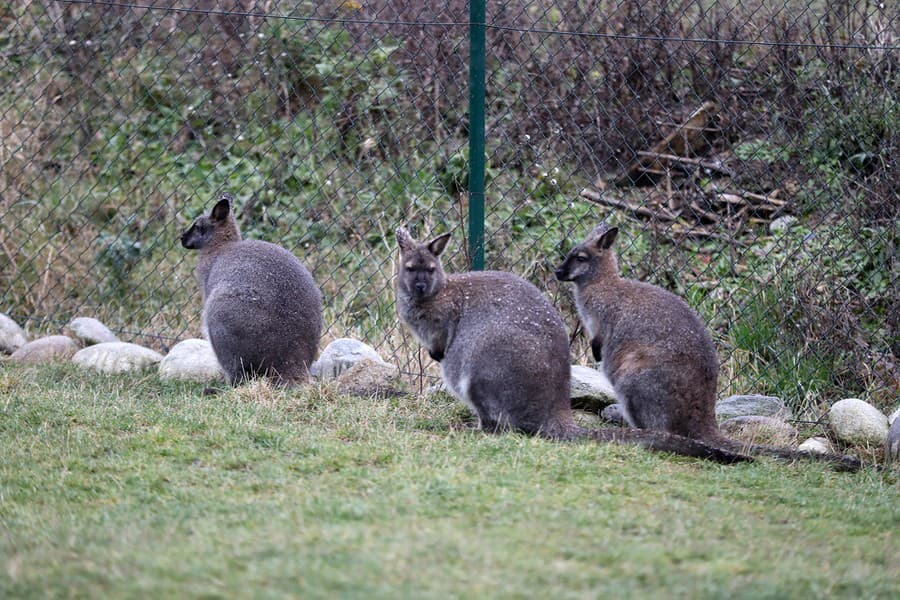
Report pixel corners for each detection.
[575,254,588,263]
[426,266,436,274]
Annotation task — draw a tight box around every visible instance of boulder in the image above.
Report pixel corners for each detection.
[720,416,798,447]
[158,338,225,383]
[334,359,405,398]
[72,342,163,374]
[769,215,798,233]
[715,394,792,422]
[0,313,28,354]
[68,317,119,345]
[828,398,889,447]
[9,335,80,364]
[310,338,387,380]
[569,365,617,412]
[797,436,836,455]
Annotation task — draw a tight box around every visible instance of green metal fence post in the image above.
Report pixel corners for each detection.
[467,0,486,271]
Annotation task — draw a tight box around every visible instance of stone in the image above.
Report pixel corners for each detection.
[310,338,387,380]
[769,215,798,232]
[600,403,626,426]
[569,365,617,413]
[9,335,80,364]
[68,317,119,345]
[72,342,164,374]
[828,398,889,447]
[715,394,792,422]
[333,359,405,398]
[158,338,225,383]
[798,436,836,455]
[0,313,28,354]
[720,416,798,447]
[886,418,900,463]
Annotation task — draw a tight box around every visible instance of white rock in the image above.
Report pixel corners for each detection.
[798,436,836,455]
[72,342,163,374]
[0,313,28,354]
[68,317,119,345]
[158,339,224,383]
[570,365,617,403]
[828,398,889,447]
[10,335,80,364]
[720,416,798,447]
[716,394,792,422]
[334,359,405,398]
[310,338,387,380]
[769,215,798,232]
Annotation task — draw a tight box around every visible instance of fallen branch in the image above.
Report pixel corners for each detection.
[636,151,735,177]
[615,101,717,186]
[580,188,677,221]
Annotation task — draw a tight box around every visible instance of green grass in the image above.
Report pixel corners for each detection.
[1,363,897,599]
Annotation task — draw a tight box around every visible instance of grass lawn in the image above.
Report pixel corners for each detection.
[1,362,897,599]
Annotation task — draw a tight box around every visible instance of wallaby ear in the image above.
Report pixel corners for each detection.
[427,232,451,257]
[211,194,232,222]
[594,227,618,250]
[396,227,416,252]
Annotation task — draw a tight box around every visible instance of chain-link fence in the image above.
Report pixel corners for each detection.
[1,1,897,407]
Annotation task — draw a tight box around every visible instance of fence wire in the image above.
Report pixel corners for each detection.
[1,1,897,407]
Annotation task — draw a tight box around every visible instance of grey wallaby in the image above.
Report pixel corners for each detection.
[180,192,323,386]
[555,221,862,471]
[395,226,752,465]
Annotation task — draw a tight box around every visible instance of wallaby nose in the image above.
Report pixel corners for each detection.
[554,267,566,281]
[415,282,427,293]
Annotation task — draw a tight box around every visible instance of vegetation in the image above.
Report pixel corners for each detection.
[0,363,897,598]
[0,1,896,411]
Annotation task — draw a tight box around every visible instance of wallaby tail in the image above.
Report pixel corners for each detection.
[711,435,862,472]
[568,426,753,465]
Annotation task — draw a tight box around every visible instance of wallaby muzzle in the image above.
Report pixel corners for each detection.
[180,229,197,249]
[554,264,571,281]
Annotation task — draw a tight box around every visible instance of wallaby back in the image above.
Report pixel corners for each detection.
[556,222,861,471]
[181,193,323,386]
[395,227,751,465]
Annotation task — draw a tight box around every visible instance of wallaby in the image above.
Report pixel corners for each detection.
[395,226,753,465]
[180,192,323,386]
[555,221,862,471]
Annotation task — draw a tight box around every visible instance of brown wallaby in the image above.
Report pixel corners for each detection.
[180,192,323,386]
[395,226,753,465]
[555,222,862,471]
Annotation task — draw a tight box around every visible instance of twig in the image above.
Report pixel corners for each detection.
[714,193,784,212]
[579,188,677,221]
[740,190,787,206]
[665,225,750,247]
[687,202,721,224]
[637,151,736,177]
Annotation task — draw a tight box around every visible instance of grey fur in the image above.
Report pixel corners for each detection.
[555,222,861,471]
[181,192,323,386]
[395,227,752,465]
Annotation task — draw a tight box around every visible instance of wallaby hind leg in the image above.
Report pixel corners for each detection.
[266,361,311,387]
[615,377,673,432]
